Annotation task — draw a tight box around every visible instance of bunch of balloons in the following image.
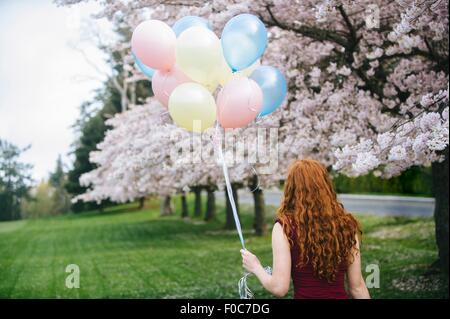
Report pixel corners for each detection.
[132,14,287,133]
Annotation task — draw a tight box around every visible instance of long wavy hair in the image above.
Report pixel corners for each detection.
[276,159,361,282]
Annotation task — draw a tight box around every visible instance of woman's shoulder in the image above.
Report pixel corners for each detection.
[274,216,295,235]
[274,217,291,232]
[274,216,292,227]
[273,216,297,248]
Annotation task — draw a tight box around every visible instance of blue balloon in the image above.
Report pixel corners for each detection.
[172,16,212,37]
[221,14,267,72]
[133,52,155,79]
[250,66,287,116]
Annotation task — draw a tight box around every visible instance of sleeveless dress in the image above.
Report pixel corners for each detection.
[275,218,348,299]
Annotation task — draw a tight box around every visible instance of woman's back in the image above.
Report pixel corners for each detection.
[276,218,348,299]
[292,263,347,299]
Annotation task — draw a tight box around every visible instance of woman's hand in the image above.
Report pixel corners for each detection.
[240,249,262,274]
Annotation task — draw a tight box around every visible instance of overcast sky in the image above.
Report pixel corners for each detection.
[0,0,113,181]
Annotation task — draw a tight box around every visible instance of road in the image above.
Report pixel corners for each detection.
[217,190,435,217]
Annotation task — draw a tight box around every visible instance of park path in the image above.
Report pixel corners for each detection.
[217,190,435,217]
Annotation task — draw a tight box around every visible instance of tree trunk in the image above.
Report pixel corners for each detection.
[160,195,173,216]
[121,78,128,112]
[130,81,136,106]
[181,193,189,218]
[204,186,216,221]
[432,147,449,276]
[192,187,202,218]
[138,197,145,210]
[225,183,240,229]
[250,176,267,236]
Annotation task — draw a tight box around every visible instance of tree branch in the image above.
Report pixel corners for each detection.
[264,5,349,48]
[388,94,448,131]
[337,5,356,42]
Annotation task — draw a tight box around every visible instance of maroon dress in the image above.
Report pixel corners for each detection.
[276,219,348,299]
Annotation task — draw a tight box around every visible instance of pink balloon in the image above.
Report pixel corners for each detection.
[152,66,192,107]
[217,77,263,128]
[131,20,176,71]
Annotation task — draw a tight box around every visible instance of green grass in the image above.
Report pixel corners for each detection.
[0,197,448,299]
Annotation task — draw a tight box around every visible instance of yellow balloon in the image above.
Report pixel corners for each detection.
[168,82,217,132]
[217,53,233,86]
[204,80,219,94]
[176,27,222,91]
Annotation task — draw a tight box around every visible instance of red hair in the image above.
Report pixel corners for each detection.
[277,159,361,282]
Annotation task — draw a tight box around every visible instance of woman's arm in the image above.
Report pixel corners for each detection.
[241,222,291,297]
[346,235,370,299]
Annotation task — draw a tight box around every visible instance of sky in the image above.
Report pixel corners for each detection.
[0,0,113,181]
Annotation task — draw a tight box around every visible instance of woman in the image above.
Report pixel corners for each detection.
[241,159,370,299]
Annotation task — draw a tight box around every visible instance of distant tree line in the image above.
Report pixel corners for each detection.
[21,155,71,219]
[0,140,72,221]
[333,166,433,197]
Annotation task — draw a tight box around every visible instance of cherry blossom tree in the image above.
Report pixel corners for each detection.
[75,96,278,230]
[58,0,449,273]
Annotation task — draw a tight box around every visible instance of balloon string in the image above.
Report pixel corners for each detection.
[249,165,260,193]
[214,124,245,250]
[218,88,227,124]
[213,124,268,299]
[162,72,170,98]
[239,266,272,299]
[255,113,263,123]
[246,78,258,112]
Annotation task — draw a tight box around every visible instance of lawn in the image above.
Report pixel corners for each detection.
[0,196,448,299]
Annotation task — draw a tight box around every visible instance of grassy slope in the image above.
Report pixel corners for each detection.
[0,197,448,299]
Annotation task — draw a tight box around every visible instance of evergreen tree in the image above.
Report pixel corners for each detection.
[0,139,33,221]
[66,84,122,212]
[49,155,71,214]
